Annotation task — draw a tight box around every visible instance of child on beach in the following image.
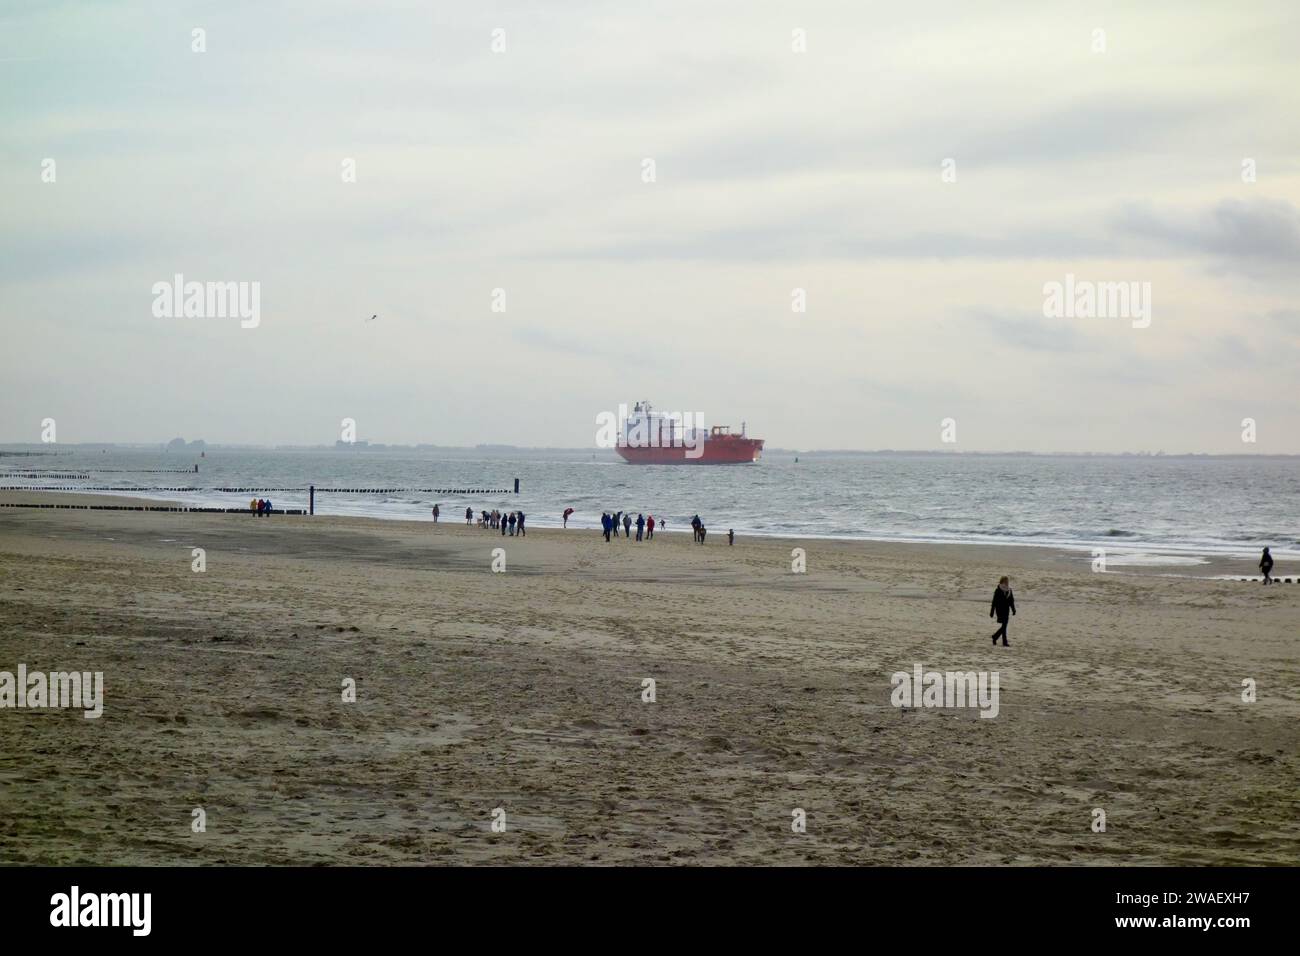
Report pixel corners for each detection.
[990,576,1016,646]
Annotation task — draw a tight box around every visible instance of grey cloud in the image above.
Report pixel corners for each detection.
[670,95,1240,183]
[965,309,1093,353]
[1112,198,1300,270]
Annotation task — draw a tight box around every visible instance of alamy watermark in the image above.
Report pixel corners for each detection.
[890,664,999,718]
[595,402,705,458]
[1,665,103,718]
[50,886,150,936]
[1043,273,1150,328]
[152,274,260,328]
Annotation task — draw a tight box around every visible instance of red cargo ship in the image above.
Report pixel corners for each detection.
[614,401,764,464]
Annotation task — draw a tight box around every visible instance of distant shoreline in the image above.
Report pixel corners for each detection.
[4,444,1300,459]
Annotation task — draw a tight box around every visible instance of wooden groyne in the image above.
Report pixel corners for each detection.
[0,503,306,515]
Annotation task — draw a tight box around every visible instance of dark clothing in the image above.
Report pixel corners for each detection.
[517,512,525,536]
[990,587,1016,623]
[991,621,1008,645]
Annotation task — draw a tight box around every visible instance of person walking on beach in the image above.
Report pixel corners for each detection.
[601,512,612,542]
[623,513,632,539]
[612,511,621,538]
[728,529,734,546]
[691,514,701,542]
[646,514,655,539]
[501,512,508,536]
[465,507,473,525]
[1260,547,1274,585]
[506,512,515,536]
[635,513,645,541]
[517,511,526,536]
[990,576,1016,646]
[432,504,440,523]
[698,524,707,544]
[265,497,273,516]
[249,497,258,514]
[563,507,574,528]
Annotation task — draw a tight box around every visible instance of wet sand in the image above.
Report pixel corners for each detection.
[1,492,1296,865]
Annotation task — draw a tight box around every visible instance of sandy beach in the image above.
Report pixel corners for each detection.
[1,492,1296,866]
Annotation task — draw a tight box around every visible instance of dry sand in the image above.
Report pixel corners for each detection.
[1,492,1296,865]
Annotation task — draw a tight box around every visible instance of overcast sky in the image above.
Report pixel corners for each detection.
[3,0,1299,452]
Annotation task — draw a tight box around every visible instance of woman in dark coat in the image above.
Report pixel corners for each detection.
[990,575,1016,646]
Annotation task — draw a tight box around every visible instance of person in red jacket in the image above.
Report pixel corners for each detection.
[646,514,655,539]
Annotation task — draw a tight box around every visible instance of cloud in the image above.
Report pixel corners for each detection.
[966,309,1093,353]
[1112,199,1300,274]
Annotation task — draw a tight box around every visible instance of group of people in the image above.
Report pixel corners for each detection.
[432,505,525,535]
[248,497,274,516]
[690,514,734,545]
[690,514,707,543]
[471,508,525,535]
[600,511,657,542]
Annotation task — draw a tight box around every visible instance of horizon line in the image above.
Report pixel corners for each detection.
[2,442,1298,459]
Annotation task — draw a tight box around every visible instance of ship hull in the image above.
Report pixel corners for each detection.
[616,439,764,464]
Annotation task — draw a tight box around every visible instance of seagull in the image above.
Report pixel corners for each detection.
[365,314,377,322]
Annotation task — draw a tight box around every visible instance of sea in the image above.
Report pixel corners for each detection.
[3,447,1297,565]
